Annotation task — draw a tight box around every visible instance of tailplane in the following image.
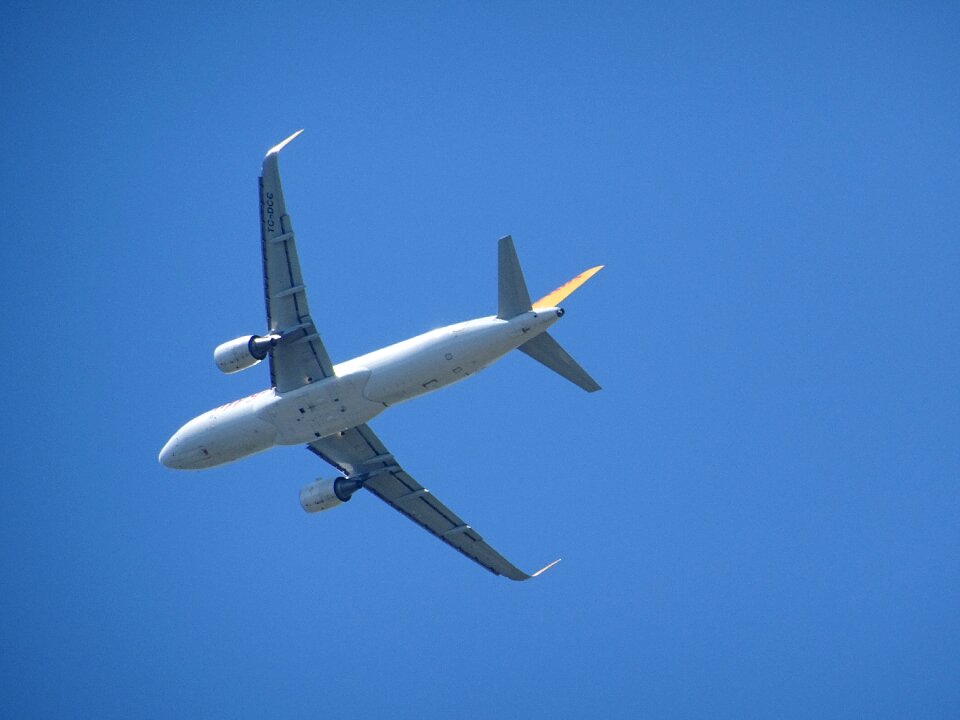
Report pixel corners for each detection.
[495,235,603,392]
[497,236,533,319]
[518,332,602,392]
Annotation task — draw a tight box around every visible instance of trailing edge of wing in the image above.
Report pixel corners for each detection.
[307,425,558,581]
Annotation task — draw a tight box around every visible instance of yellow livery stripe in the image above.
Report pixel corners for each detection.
[532,265,604,309]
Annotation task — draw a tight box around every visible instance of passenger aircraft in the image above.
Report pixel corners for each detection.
[159,131,603,580]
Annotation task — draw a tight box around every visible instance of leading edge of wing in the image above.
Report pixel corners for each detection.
[307,425,560,581]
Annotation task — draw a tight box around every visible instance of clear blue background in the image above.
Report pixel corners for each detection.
[2,2,958,717]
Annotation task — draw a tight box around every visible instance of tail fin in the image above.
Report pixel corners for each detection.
[519,332,601,392]
[533,265,604,310]
[498,235,605,317]
[497,236,533,319]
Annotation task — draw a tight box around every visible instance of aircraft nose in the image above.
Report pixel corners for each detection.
[159,436,180,468]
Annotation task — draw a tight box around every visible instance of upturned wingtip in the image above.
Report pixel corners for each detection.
[529,558,562,578]
[265,129,304,158]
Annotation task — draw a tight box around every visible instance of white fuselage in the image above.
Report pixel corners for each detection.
[159,308,561,470]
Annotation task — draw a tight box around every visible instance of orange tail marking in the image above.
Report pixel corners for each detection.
[532,265,604,309]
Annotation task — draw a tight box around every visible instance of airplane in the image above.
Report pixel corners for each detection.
[159,130,603,580]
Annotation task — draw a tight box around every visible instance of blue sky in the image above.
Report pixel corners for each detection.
[2,2,958,717]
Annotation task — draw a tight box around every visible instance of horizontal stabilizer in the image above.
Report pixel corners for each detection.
[518,332,601,393]
[497,235,533,319]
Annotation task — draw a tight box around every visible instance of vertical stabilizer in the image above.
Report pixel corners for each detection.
[497,235,533,319]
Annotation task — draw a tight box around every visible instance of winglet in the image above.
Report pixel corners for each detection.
[529,558,562,578]
[265,129,304,158]
[533,265,604,309]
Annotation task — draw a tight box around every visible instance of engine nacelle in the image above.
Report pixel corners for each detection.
[299,476,364,513]
[213,334,280,374]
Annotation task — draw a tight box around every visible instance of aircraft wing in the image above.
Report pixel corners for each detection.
[307,425,559,581]
[259,131,336,393]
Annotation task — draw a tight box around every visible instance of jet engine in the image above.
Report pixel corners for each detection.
[213,334,280,374]
[299,476,365,513]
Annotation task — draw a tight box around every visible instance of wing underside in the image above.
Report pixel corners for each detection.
[259,131,335,393]
[308,425,558,581]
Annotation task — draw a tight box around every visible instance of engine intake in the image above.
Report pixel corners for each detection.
[299,476,364,513]
[213,334,280,374]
